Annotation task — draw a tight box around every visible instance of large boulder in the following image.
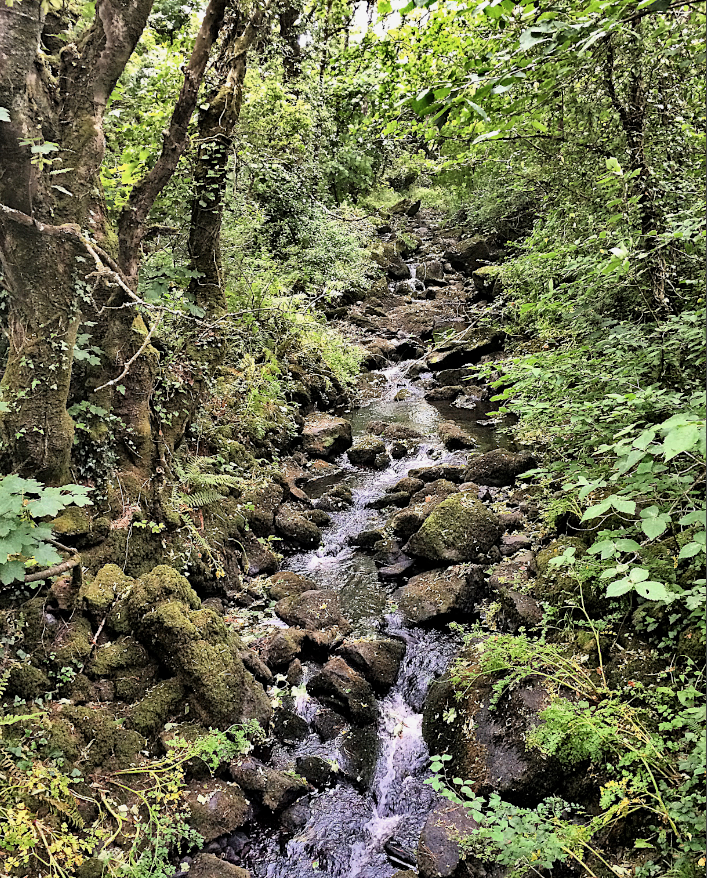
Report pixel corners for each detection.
[426,332,504,372]
[239,481,284,537]
[307,656,378,724]
[422,647,565,804]
[404,493,501,562]
[113,565,271,729]
[439,421,476,450]
[257,628,306,671]
[264,571,318,602]
[395,565,484,626]
[274,589,351,635]
[230,757,309,814]
[417,802,478,878]
[187,854,250,878]
[183,778,251,842]
[444,236,497,273]
[275,504,322,548]
[417,260,446,286]
[464,449,536,487]
[336,637,406,692]
[389,495,449,541]
[408,464,467,484]
[301,414,353,459]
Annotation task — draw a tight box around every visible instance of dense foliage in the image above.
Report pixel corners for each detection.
[0,0,703,875]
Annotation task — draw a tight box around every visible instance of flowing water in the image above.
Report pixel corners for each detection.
[235,361,506,878]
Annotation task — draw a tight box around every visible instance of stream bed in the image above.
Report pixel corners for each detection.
[235,361,506,878]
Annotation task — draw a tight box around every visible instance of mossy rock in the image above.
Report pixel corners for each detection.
[183,779,252,842]
[114,664,159,703]
[75,858,108,878]
[59,704,144,769]
[46,717,82,763]
[51,507,92,538]
[5,663,51,700]
[19,595,52,651]
[122,567,270,730]
[51,617,94,668]
[79,564,134,616]
[122,564,200,627]
[82,527,166,580]
[87,636,150,679]
[405,492,501,562]
[128,678,185,737]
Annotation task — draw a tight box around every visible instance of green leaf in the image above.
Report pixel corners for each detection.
[611,496,636,515]
[679,510,706,527]
[634,580,670,601]
[614,539,641,553]
[606,579,633,597]
[0,560,26,585]
[0,107,10,123]
[662,423,702,461]
[641,516,669,540]
[678,542,702,560]
[31,543,61,568]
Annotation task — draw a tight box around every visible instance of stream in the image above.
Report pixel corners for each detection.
[235,358,506,878]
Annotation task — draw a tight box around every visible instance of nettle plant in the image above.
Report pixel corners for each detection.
[0,476,92,586]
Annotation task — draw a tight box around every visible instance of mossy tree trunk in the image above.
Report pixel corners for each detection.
[160,5,270,451]
[0,0,228,486]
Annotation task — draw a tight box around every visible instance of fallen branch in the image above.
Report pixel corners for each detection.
[24,555,81,584]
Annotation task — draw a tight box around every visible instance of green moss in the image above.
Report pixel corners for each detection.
[46,717,82,764]
[405,492,501,561]
[52,617,94,667]
[79,564,134,615]
[126,565,201,621]
[5,663,51,699]
[88,636,150,678]
[51,507,92,537]
[60,704,144,769]
[128,678,185,736]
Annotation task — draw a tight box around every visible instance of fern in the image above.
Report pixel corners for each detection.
[176,488,228,511]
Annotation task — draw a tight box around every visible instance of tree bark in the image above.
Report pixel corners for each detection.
[0,0,154,482]
[0,0,229,485]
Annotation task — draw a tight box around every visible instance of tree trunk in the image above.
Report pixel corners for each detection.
[159,5,270,453]
[604,35,669,312]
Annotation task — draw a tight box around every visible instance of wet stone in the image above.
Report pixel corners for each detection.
[312,707,348,741]
[348,528,385,548]
[272,708,309,743]
[500,533,533,555]
[295,755,334,789]
[307,656,378,724]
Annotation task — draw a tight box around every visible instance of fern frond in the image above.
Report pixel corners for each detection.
[177,489,227,511]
